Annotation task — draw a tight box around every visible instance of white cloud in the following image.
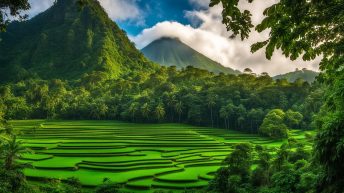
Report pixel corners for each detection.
[133,0,320,76]
[98,0,144,25]
[26,0,144,25]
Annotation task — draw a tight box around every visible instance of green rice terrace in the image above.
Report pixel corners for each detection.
[11,120,314,192]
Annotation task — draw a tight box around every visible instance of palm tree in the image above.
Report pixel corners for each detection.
[219,107,229,129]
[1,135,30,170]
[0,121,14,136]
[0,135,31,193]
[174,101,183,123]
[141,103,150,120]
[273,144,289,171]
[225,103,235,129]
[155,104,166,122]
[128,102,138,122]
[207,94,217,128]
[166,94,177,122]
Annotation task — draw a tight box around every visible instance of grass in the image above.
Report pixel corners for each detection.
[11,120,312,192]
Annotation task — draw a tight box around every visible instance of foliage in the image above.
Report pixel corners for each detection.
[0,168,28,193]
[1,135,31,170]
[273,69,319,83]
[259,109,303,138]
[209,143,253,193]
[94,178,123,193]
[0,68,322,133]
[315,110,344,193]
[39,178,82,193]
[210,0,343,191]
[0,0,30,31]
[209,142,318,193]
[285,110,303,129]
[258,108,303,138]
[259,109,288,139]
[0,118,32,193]
[0,0,157,83]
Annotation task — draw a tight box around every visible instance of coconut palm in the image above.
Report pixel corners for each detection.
[155,104,166,122]
[174,101,183,123]
[0,121,14,136]
[141,103,150,120]
[207,94,217,128]
[219,106,229,129]
[128,102,139,122]
[166,94,177,121]
[1,135,30,170]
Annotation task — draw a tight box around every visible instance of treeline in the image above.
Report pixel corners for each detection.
[0,66,323,133]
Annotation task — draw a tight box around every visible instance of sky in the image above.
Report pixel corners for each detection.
[26,0,320,76]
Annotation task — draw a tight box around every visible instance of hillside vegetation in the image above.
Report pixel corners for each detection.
[273,69,319,83]
[0,1,322,136]
[0,0,156,83]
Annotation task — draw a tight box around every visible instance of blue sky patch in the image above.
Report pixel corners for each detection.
[117,0,203,35]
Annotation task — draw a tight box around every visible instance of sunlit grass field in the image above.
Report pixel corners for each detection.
[11,120,314,192]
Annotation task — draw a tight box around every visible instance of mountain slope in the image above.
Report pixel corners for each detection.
[273,69,319,83]
[0,0,156,83]
[141,37,240,74]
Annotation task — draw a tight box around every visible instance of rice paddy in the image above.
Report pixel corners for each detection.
[11,120,314,192]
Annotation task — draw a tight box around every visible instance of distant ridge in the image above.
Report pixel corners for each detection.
[141,37,240,74]
[273,69,319,83]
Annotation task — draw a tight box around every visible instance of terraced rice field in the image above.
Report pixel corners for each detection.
[11,120,313,192]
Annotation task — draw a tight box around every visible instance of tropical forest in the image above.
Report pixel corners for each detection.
[0,0,343,193]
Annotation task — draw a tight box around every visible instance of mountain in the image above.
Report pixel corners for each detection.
[141,37,240,74]
[0,0,156,83]
[273,69,319,83]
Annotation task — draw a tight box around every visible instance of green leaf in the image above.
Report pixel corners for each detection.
[251,40,269,53]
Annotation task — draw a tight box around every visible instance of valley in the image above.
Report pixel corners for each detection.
[13,120,313,192]
[0,0,342,192]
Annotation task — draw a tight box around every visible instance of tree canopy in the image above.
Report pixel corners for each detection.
[210,0,343,192]
[259,109,288,139]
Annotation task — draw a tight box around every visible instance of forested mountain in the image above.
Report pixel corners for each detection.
[142,37,240,74]
[273,69,319,83]
[0,0,323,133]
[0,0,156,83]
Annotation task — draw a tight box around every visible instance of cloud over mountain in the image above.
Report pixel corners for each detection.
[132,0,320,76]
[98,0,144,25]
[25,0,320,75]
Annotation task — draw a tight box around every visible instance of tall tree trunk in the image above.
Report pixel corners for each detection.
[210,107,214,128]
[250,119,253,133]
[5,155,13,170]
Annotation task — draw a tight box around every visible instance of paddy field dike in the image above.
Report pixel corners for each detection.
[11,120,313,192]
